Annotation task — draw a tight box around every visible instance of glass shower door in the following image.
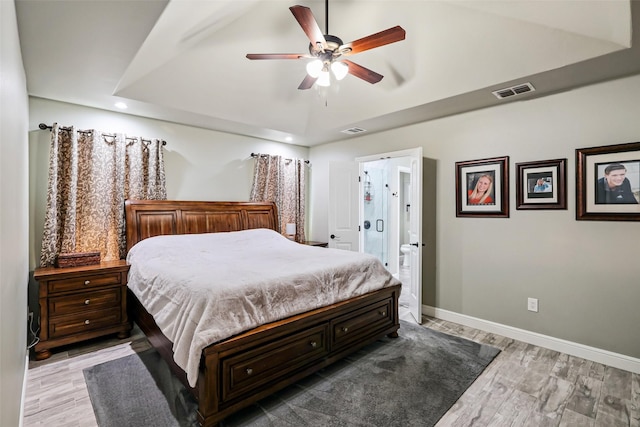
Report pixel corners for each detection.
[362,161,389,267]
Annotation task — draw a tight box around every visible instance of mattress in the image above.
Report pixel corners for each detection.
[126,228,401,386]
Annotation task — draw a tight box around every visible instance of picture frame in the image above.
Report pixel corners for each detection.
[455,156,509,218]
[576,142,640,221]
[515,158,567,210]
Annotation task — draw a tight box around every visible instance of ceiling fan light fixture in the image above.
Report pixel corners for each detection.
[317,70,331,87]
[246,4,406,90]
[306,59,323,78]
[331,61,348,80]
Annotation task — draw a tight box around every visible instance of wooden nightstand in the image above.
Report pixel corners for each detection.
[33,260,131,360]
[302,241,329,247]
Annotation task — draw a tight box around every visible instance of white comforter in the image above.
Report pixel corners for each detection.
[126,228,401,387]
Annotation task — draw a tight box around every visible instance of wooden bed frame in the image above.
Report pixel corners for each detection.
[124,200,401,427]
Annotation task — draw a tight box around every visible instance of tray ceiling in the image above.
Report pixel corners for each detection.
[16,0,638,146]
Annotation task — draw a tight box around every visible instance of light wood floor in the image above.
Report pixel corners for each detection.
[23,311,639,427]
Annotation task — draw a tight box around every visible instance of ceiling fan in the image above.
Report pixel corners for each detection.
[246,1,406,90]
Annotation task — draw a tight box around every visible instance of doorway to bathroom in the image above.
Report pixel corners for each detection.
[327,148,423,323]
[357,148,423,324]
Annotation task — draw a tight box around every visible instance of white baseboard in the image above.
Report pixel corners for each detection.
[19,354,28,427]
[423,305,640,374]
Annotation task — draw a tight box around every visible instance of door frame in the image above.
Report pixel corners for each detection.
[357,147,423,324]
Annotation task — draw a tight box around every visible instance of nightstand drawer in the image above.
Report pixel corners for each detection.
[49,307,122,338]
[48,288,122,316]
[48,271,122,294]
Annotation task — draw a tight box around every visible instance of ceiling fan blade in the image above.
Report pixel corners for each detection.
[298,74,318,90]
[246,53,308,60]
[339,26,406,56]
[342,60,383,84]
[289,5,327,50]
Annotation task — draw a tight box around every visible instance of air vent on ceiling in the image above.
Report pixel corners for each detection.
[341,127,367,135]
[492,82,536,100]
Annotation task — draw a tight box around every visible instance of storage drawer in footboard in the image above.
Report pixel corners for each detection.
[331,297,394,351]
[221,323,329,403]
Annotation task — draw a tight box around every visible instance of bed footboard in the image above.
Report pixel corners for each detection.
[128,284,401,427]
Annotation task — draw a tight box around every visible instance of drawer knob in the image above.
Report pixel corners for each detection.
[246,368,253,375]
[342,327,349,333]
[380,311,386,316]
[84,299,90,305]
[84,280,91,285]
[310,341,317,348]
[84,320,90,325]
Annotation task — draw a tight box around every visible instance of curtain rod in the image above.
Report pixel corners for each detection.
[251,152,310,164]
[38,123,167,146]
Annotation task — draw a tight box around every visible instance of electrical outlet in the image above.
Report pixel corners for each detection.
[527,298,539,312]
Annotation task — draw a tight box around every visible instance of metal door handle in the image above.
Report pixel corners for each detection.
[330,234,337,239]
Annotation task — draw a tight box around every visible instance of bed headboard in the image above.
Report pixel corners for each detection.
[125,200,279,252]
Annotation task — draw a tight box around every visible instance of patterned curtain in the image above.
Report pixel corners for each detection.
[39,123,166,266]
[250,154,306,242]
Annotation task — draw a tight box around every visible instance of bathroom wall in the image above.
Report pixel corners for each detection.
[399,171,411,246]
[388,157,412,273]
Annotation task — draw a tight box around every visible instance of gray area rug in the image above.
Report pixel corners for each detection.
[84,320,499,427]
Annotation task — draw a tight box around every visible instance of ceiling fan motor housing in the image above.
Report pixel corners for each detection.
[309,34,345,58]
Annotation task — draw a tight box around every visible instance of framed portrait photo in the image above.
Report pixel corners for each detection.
[516,159,567,210]
[576,142,640,221]
[455,156,509,218]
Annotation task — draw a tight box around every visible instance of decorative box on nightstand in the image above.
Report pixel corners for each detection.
[33,260,131,360]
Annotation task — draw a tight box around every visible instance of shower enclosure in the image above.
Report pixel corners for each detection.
[362,160,389,267]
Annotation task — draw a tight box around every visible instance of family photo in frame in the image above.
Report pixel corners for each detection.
[456,156,509,218]
[576,142,640,221]
[516,159,567,210]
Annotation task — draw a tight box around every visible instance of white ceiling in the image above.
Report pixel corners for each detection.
[15,0,639,147]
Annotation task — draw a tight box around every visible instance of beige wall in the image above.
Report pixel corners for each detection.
[309,74,640,360]
[28,98,309,269]
[31,78,637,362]
[1,1,30,425]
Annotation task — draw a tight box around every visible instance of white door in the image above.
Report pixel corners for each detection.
[328,161,360,251]
[408,153,423,324]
